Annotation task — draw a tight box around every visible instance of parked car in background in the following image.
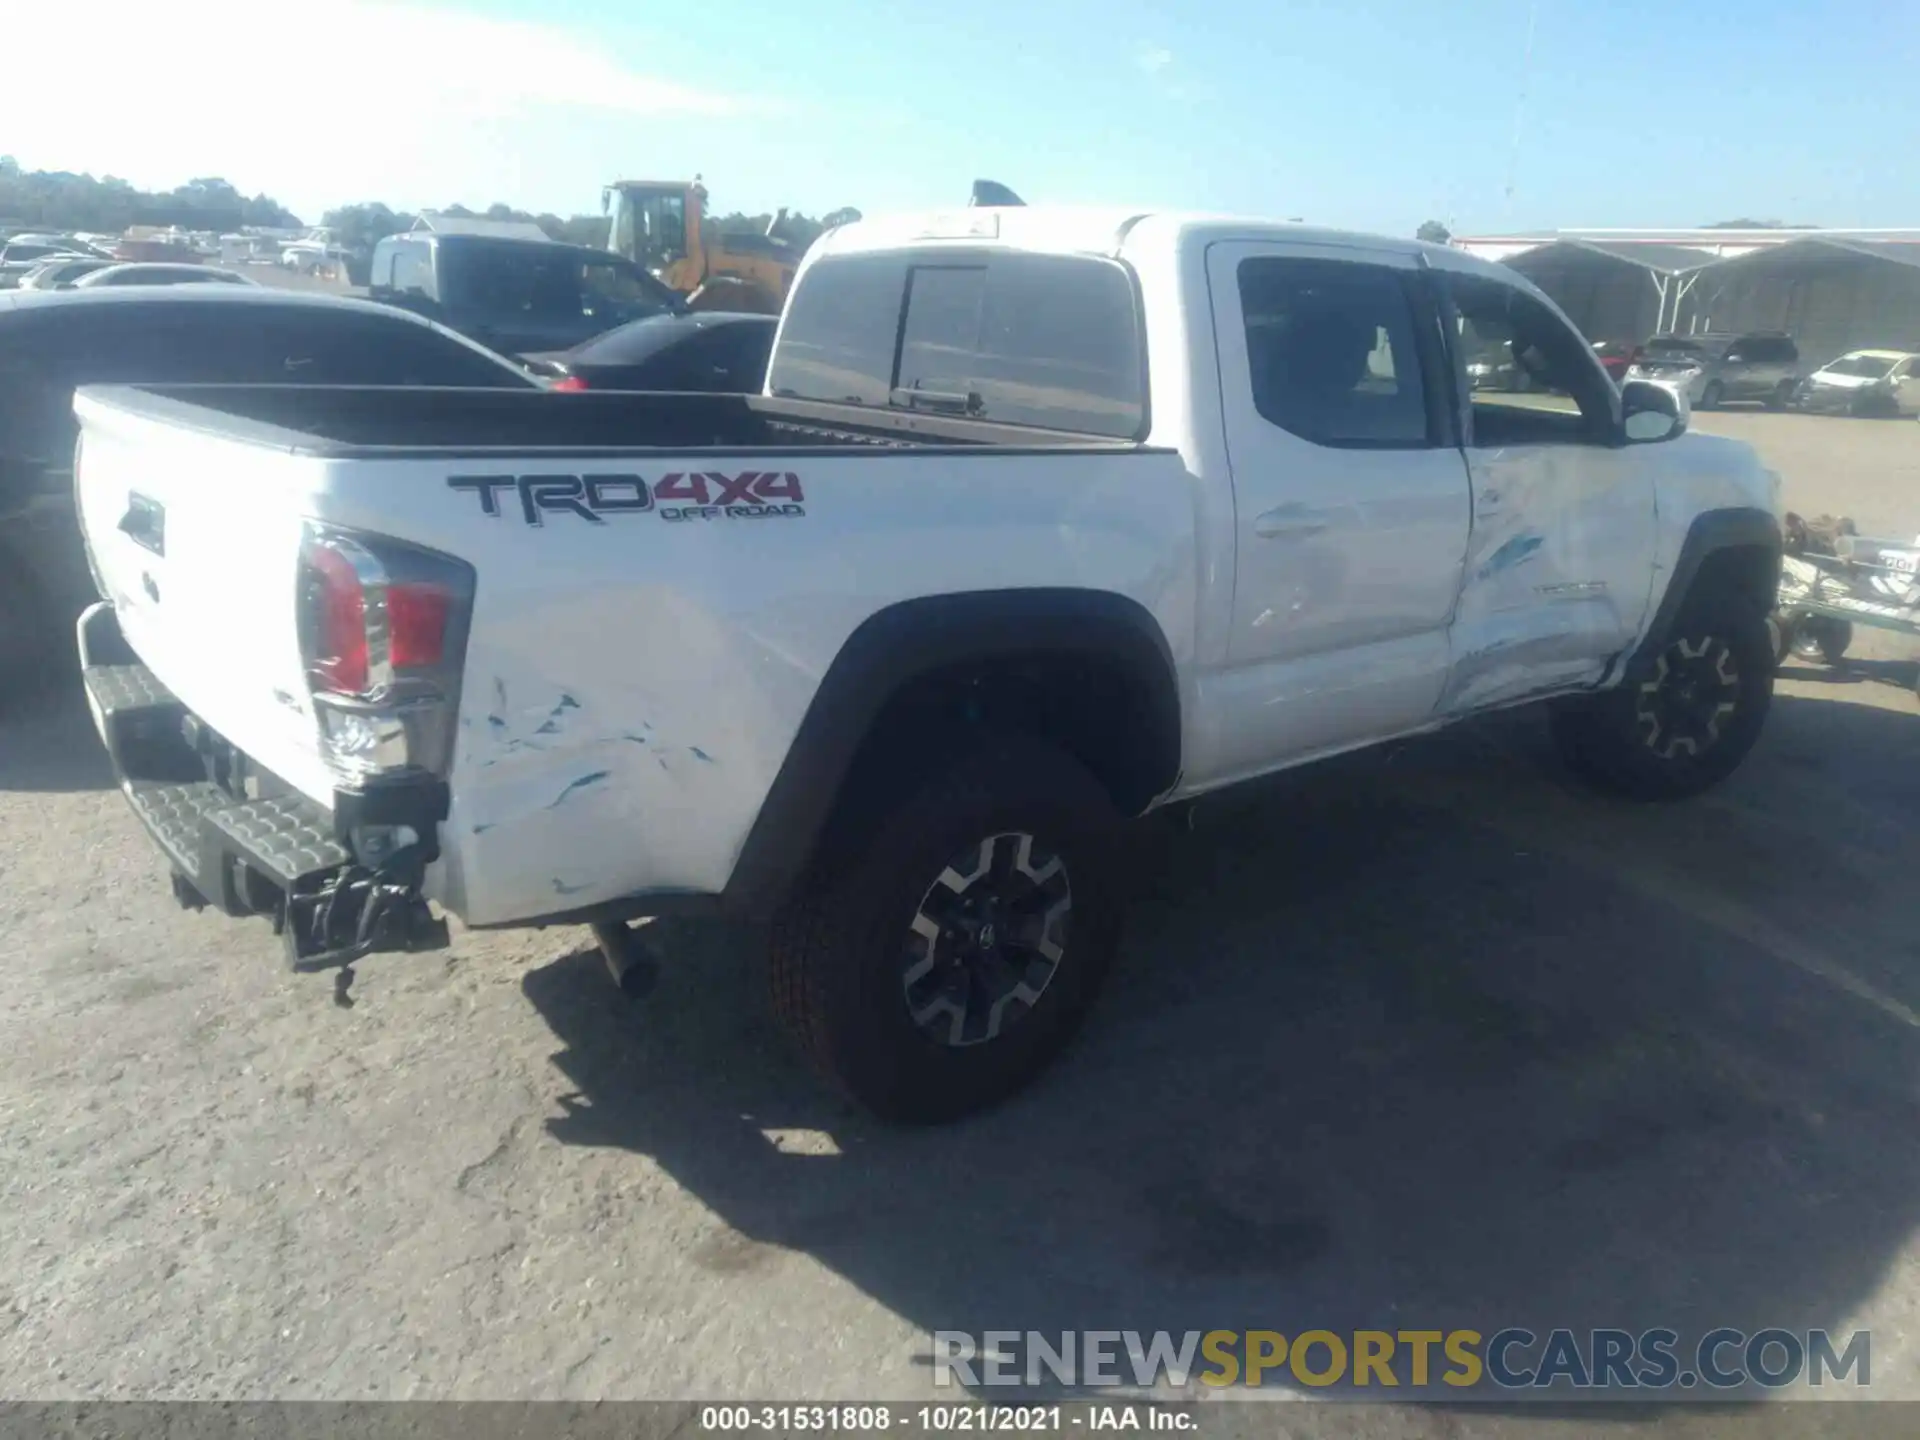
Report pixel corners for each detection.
[368,232,684,357]
[1791,349,1920,417]
[0,239,106,289]
[1,237,108,263]
[1592,339,1640,383]
[1626,331,1801,410]
[72,263,257,289]
[110,240,205,264]
[17,256,118,290]
[519,311,777,392]
[0,287,537,698]
[1464,338,1529,391]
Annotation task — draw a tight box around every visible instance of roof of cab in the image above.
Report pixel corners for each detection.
[811,205,1520,280]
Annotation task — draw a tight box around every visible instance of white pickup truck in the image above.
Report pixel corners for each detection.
[71,207,1782,1120]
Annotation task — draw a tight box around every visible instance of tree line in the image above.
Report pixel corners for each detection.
[0,160,860,255]
[0,159,300,235]
[320,198,863,256]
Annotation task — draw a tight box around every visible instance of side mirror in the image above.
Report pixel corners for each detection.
[1621,378,1687,443]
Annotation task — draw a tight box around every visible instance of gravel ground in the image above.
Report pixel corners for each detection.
[1,414,1918,1429]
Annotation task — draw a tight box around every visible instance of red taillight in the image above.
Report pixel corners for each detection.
[387,583,449,669]
[298,525,475,780]
[308,542,369,694]
[551,374,589,392]
[302,536,455,695]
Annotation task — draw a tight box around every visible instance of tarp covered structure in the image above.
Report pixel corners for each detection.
[1493,233,1920,366]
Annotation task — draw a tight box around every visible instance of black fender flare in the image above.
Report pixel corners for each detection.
[722,588,1182,913]
[1633,506,1781,668]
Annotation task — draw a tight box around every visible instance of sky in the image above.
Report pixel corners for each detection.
[4,0,1915,235]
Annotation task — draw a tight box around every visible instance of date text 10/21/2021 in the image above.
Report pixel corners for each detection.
[700,1407,1192,1432]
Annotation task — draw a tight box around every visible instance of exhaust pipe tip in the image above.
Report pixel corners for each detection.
[593,921,660,999]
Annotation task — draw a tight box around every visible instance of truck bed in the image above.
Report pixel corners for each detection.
[74,385,1151,457]
[72,378,1193,929]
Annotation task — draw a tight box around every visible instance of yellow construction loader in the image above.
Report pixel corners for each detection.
[602,178,798,314]
[602,177,1024,314]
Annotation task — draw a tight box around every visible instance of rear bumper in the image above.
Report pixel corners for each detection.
[77,602,451,968]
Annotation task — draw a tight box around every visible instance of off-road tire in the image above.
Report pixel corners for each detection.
[1790,616,1852,666]
[1550,601,1774,800]
[769,734,1124,1123]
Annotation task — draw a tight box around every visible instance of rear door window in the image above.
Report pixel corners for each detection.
[768,251,1146,436]
[767,255,909,407]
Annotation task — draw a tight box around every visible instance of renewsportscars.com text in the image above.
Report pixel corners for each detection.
[932,1328,1870,1393]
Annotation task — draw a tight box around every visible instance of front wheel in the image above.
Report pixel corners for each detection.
[1767,380,1796,411]
[1699,381,1725,410]
[1551,608,1773,800]
[769,735,1124,1122]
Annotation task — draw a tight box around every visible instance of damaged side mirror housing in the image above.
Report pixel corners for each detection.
[1621,378,1687,443]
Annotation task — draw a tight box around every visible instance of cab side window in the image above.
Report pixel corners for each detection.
[1445,274,1614,446]
[1236,257,1433,448]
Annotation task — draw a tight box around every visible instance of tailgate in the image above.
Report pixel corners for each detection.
[72,388,339,806]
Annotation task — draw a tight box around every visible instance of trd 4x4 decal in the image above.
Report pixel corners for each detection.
[447,471,806,526]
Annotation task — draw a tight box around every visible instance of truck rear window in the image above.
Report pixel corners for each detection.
[768,251,1145,438]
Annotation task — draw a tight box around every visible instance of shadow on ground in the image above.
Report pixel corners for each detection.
[520,683,1920,1404]
[1776,655,1918,694]
[0,666,113,793]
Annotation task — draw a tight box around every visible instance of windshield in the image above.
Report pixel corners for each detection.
[578,258,675,320]
[455,245,676,324]
[1825,354,1898,379]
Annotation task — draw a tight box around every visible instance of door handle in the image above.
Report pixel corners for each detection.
[1253,505,1329,539]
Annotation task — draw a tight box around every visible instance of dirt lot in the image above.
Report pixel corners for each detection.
[2,415,1917,1424]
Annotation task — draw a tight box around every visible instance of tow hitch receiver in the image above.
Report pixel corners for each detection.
[279,860,451,974]
[78,618,454,996]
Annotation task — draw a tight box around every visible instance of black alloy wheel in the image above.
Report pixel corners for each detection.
[902,831,1073,1048]
[1633,635,1743,761]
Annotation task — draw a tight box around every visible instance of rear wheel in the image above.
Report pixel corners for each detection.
[1551,604,1773,800]
[769,734,1124,1122]
[1790,616,1852,666]
[1767,379,1795,411]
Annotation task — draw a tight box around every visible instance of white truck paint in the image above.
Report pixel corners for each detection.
[71,207,1785,1118]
